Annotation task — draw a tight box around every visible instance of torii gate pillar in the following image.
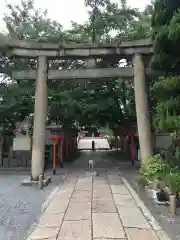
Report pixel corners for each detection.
[31,56,48,180]
[133,53,153,162]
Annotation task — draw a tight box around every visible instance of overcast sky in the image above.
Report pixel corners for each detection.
[0,0,151,32]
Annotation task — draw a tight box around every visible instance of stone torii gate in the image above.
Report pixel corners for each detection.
[0,37,154,180]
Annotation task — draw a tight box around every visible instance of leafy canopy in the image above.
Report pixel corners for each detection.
[0,0,152,132]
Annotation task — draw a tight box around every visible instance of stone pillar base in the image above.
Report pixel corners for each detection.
[21,176,51,187]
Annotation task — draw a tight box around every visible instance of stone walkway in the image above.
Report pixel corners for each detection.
[27,152,170,240]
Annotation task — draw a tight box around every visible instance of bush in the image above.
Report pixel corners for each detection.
[135,175,148,187]
[140,154,180,194]
[140,155,170,181]
[165,171,180,194]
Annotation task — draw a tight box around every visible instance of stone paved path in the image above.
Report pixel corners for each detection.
[27,152,170,240]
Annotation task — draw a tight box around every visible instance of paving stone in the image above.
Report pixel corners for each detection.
[93,189,112,199]
[63,183,76,188]
[93,185,110,191]
[125,228,158,240]
[71,190,92,202]
[110,185,130,195]
[54,194,72,203]
[51,196,71,206]
[108,179,123,185]
[45,200,68,214]
[29,227,59,239]
[92,199,117,213]
[113,194,137,206]
[38,213,64,228]
[78,177,92,182]
[60,182,76,189]
[117,206,150,229]
[76,181,92,186]
[58,220,91,240]
[75,183,92,191]
[28,238,56,240]
[57,188,74,194]
[93,239,125,240]
[94,175,107,180]
[93,179,109,185]
[93,213,125,238]
[64,202,91,220]
[107,176,121,182]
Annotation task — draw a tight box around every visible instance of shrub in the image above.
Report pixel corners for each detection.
[165,171,180,194]
[140,155,170,181]
[140,154,180,194]
[135,175,148,187]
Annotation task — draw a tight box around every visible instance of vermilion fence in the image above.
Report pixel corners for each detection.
[115,134,138,165]
[51,136,77,174]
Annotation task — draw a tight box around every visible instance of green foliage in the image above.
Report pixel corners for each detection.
[151,0,180,133]
[0,0,152,132]
[165,172,180,193]
[140,155,170,181]
[140,153,180,193]
[135,175,148,187]
[152,75,180,133]
[166,143,180,168]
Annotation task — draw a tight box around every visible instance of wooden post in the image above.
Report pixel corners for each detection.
[51,136,58,174]
[59,136,63,168]
[130,134,135,165]
[66,139,69,159]
[31,56,48,180]
[0,135,3,167]
[124,135,126,152]
[133,53,153,162]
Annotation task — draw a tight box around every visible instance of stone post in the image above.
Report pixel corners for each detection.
[31,56,48,180]
[133,53,153,162]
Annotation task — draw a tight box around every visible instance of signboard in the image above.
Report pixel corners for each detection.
[13,136,31,151]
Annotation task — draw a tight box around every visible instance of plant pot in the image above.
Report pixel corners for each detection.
[153,181,159,190]
[145,179,159,190]
[145,186,158,199]
[169,194,176,216]
[156,191,168,204]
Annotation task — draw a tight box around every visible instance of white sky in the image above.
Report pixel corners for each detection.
[0,0,151,32]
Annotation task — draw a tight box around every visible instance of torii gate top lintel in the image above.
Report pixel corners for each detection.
[0,36,153,58]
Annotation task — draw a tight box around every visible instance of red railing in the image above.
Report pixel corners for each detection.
[50,136,77,174]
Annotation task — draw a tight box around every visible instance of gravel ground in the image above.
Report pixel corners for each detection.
[0,172,66,240]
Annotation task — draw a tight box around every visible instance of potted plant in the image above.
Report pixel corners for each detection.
[166,173,178,216]
[174,172,180,197]
[155,164,171,203]
[139,155,168,199]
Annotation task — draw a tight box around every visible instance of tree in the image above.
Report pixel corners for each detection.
[0,0,152,132]
[150,0,180,133]
[0,0,69,130]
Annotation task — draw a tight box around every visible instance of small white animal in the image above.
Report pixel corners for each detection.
[88,159,94,172]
